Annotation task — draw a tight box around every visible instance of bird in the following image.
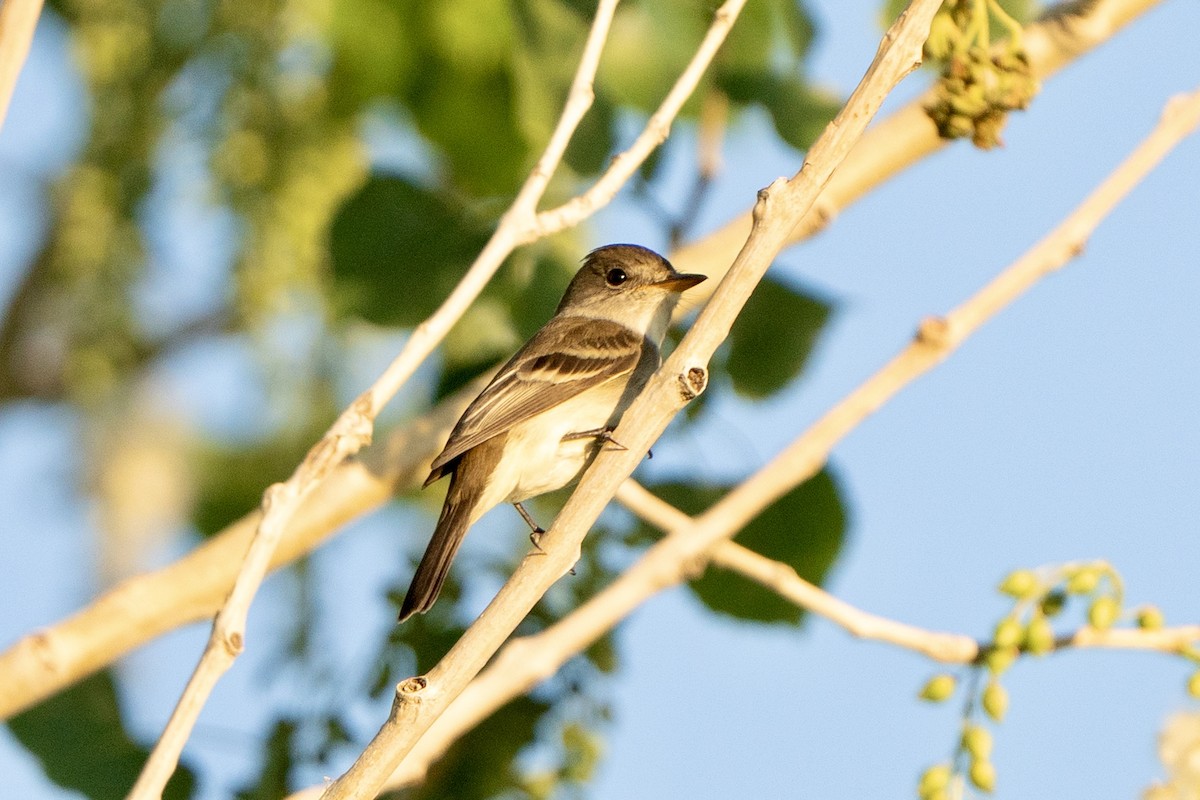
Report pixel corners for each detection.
[398,244,706,621]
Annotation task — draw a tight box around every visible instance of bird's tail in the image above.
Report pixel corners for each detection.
[398,451,489,622]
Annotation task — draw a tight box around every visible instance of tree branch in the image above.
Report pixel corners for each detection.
[0,0,42,130]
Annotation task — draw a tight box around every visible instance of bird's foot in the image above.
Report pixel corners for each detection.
[563,425,627,451]
[528,527,547,553]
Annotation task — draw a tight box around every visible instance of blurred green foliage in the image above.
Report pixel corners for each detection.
[8,671,196,800]
[3,0,855,796]
[635,470,847,625]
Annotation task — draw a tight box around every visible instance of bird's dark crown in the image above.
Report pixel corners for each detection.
[556,244,679,311]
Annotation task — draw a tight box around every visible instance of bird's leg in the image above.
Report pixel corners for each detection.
[513,502,576,574]
[514,502,546,552]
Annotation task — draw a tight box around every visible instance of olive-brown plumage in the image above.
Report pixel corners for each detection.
[399,244,705,621]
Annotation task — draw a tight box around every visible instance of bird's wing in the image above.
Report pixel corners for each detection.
[427,316,645,478]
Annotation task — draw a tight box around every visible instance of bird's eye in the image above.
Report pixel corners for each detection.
[605,268,627,287]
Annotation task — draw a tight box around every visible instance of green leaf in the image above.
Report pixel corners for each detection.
[563,91,617,176]
[879,0,1034,35]
[759,77,842,152]
[327,0,415,112]
[598,0,710,113]
[645,469,848,625]
[407,63,529,196]
[775,0,817,56]
[235,719,297,800]
[193,428,330,537]
[408,696,551,800]
[726,275,832,399]
[511,0,590,149]
[713,0,775,81]
[7,671,196,800]
[509,0,619,177]
[328,174,490,327]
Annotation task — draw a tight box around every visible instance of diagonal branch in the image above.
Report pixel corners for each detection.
[284,80,1200,798]
[619,481,1200,662]
[0,0,43,130]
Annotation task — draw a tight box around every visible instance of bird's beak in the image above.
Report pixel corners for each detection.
[654,272,707,291]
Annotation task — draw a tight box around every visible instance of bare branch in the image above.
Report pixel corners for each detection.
[528,0,746,239]
[0,0,43,130]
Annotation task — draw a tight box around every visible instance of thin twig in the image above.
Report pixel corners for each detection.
[288,81,1200,798]
[670,89,728,248]
[0,0,44,130]
[621,479,1200,660]
[528,2,746,240]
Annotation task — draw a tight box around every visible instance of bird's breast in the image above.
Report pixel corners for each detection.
[490,377,632,505]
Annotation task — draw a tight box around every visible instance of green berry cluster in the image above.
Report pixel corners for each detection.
[917,671,1005,798]
[915,560,1174,797]
[923,0,1040,149]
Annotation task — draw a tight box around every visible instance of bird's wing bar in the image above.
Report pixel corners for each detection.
[427,317,644,477]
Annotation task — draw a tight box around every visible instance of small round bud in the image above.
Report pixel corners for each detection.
[943,112,975,140]
[993,618,1023,649]
[919,674,958,703]
[1088,595,1120,630]
[918,763,953,798]
[969,759,997,793]
[962,725,993,760]
[924,14,961,61]
[1187,671,1200,699]
[998,569,1038,598]
[982,681,1009,722]
[1137,606,1165,630]
[1066,567,1100,595]
[1040,590,1067,618]
[984,645,1019,676]
[1024,615,1055,655]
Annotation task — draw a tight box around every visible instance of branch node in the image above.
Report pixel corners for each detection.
[752,178,788,223]
[678,366,708,400]
[346,394,376,442]
[261,482,289,513]
[680,552,708,580]
[808,197,838,234]
[915,315,952,349]
[398,676,428,700]
[223,630,244,657]
[30,631,58,674]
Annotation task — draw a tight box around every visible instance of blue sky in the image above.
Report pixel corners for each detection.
[2,1,1199,798]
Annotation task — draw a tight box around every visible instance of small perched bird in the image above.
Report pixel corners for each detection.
[398,244,706,621]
